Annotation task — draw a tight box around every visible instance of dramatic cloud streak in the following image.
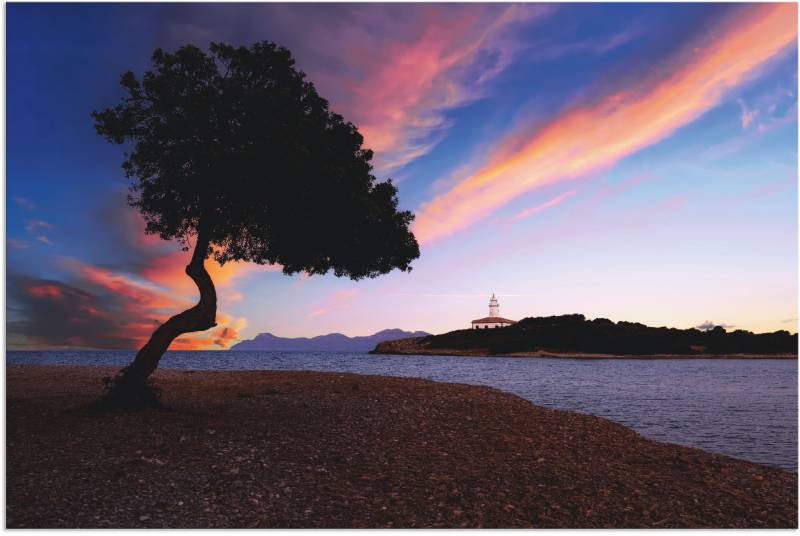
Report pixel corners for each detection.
[64,258,184,312]
[413,4,797,243]
[509,190,577,223]
[336,4,551,172]
[164,3,551,174]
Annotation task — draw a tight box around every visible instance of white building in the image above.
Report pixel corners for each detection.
[471,294,516,329]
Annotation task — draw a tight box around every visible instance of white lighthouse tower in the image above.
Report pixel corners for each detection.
[489,293,500,317]
[471,293,516,329]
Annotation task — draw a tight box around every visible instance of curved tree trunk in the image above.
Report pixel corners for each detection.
[102,225,217,408]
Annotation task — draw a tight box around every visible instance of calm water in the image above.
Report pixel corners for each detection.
[7,350,797,471]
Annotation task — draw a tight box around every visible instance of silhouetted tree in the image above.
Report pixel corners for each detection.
[92,42,419,408]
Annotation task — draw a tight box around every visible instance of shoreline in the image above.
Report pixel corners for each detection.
[7,364,797,528]
[370,347,798,360]
[7,348,797,359]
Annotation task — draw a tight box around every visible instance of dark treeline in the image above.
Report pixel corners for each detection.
[423,314,798,355]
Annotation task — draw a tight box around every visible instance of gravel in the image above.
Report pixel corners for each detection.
[6,364,797,528]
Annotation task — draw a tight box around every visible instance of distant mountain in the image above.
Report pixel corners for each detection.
[230,329,431,352]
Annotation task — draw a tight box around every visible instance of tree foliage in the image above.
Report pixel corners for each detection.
[93,42,419,279]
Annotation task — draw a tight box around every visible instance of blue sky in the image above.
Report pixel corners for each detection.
[6,3,798,349]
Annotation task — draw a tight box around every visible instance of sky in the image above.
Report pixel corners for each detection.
[6,3,798,350]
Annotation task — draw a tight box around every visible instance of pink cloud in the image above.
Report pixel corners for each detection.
[738,98,759,129]
[704,85,797,160]
[413,4,797,244]
[221,290,244,304]
[162,4,551,174]
[309,288,359,318]
[275,4,552,174]
[63,258,184,312]
[28,284,65,299]
[509,190,577,223]
[292,271,312,289]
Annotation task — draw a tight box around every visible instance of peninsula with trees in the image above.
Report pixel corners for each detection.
[372,314,798,358]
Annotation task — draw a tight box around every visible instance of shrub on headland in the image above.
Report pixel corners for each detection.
[420,314,798,355]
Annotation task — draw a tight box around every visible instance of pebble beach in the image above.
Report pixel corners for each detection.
[6,365,797,528]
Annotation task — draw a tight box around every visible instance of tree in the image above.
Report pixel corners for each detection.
[92,42,420,408]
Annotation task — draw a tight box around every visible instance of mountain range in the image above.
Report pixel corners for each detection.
[230,329,431,352]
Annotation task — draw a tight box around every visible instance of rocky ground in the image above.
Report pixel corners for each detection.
[6,364,797,528]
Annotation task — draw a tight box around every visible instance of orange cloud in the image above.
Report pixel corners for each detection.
[413,4,797,243]
[12,203,262,350]
[172,315,248,350]
[212,316,248,347]
[67,260,181,311]
[62,249,253,350]
[170,337,218,351]
[141,249,280,296]
[119,216,273,349]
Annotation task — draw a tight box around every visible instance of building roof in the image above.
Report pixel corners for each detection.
[471,316,516,324]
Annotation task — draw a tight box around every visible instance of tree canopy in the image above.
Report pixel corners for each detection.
[91,42,420,407]
[93,42,419,279]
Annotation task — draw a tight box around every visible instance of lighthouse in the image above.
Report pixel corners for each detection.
[471,293,517,329]
[489,294,499,316]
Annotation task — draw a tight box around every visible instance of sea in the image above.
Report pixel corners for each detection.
[7,350,797,472]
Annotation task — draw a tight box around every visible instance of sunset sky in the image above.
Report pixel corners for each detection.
[7,3,798,350]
